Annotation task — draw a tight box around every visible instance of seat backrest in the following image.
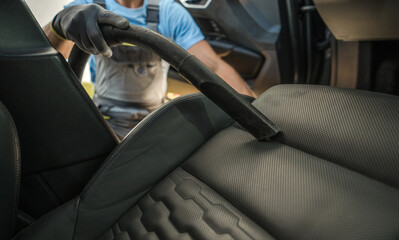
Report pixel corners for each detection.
[0,0,118,218]
[255,85,399,188]
[0,101,20,240]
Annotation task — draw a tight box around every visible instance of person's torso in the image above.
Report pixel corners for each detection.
[94,0,170,106]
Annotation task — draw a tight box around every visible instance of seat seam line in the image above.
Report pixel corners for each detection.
[180,165,277,240]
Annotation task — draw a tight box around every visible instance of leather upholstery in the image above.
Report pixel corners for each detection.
[0,102,20,239]
[0,0,118,218]
[16,93,233,240]
[183,126,399,239]
[253,85,399,188]
[99,168,273,240]
[15,86,399,239]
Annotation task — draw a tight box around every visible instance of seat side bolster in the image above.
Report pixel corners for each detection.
[0,102,20,239]
[74,93,233,240]
[14,198,79,240]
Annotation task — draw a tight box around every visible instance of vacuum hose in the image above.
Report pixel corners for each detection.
[69,25,280,140]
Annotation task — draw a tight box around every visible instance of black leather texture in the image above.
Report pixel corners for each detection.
[15,86,399,240]
[0,102,20,239]
[15,93,233,240]
[19,157,105,218]
[253,85,399,188]
[183,127,399,239]
[182,85,399,239]
[15,199,78,240]
[74,93,233,240]
[99,168,273,240]
[0,0,118,218]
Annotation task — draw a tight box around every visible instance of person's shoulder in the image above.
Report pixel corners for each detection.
[160,0,192,21]
[159,0,185,12]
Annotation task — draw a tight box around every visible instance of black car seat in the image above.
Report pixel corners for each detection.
[14,85,399,240]
[0,102,20,240]
[0,0,118,219]
[2,0,399,239]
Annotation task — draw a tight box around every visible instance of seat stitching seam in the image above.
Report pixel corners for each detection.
[174,168,252,239]
[171,170,228,236]
[81,93,205,198]
[147,184,184,237]
[136,201,160,239]
[180,166,277,239]
[0,102,21,231]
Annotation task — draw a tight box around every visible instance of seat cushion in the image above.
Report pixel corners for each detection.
[183,126,399,239]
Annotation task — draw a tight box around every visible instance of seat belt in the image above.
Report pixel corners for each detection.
[94,0,159,32]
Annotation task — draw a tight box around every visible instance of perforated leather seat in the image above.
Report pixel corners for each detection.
[14,85,399,240]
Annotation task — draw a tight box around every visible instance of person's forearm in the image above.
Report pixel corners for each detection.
[213,59,256,97]
[188,40,255,97]
[43,23,74,59]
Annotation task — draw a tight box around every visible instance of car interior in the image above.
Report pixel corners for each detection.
[0,0,398,239]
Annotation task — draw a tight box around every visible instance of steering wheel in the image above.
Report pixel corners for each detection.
[68,25,279,141]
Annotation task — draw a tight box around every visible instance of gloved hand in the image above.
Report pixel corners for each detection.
[51,4,129,57]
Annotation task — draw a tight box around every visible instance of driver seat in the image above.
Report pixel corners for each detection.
[14,85,399,240]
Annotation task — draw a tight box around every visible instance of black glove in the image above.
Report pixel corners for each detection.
[51,4,129,57]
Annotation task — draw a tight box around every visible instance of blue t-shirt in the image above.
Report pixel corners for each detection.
[65,0,204,82]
